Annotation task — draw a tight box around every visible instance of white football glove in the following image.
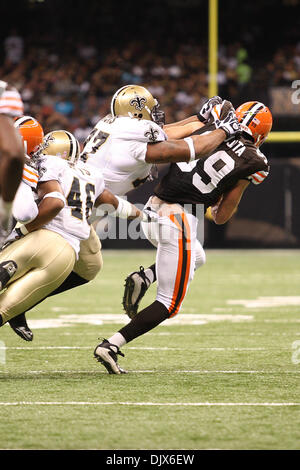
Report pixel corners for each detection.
[197,96,223,123]
[214,110,241,141]
[141,207,159,223]
[2,224,28,247]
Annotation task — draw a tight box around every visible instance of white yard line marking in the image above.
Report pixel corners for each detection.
[228,296,300,308]
[2,313,253,330]
[0,346,293,351]
[0,401,300,407]
[1,369,299,375]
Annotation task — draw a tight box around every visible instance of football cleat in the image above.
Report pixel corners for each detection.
[94,339,127,375]
[0,260,17,290]
[122,266,151,319]
[9,313,33,342]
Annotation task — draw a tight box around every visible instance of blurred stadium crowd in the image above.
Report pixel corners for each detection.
[0,0,299,145]
[2,32,299,145]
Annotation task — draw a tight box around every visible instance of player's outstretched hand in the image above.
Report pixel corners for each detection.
[211,100,235,122]
[197,96,223,123]
[214,110,241,141]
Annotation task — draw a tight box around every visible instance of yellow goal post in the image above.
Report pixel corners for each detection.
[208,0,300,145]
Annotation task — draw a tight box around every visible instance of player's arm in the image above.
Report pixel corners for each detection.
[95,189,156,223]
[164,115,201,128]
[0,115,24,202]
[164,119,205,139]
[23,180,65,232]
[3,180,66,242]
[145,128,227,164]
[146,107,240,164]
[211,179,250,225]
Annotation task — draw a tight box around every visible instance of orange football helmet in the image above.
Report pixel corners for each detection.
[14,115,44,156]
[235,101,273,147]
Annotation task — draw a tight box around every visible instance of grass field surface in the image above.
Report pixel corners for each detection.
[0,249,300,450]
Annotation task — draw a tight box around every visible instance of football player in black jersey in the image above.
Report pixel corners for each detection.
[94,100,272,374]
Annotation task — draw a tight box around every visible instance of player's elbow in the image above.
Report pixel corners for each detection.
[13,204,39,224]
[54,199,65,212]
[214,206,237,225]
[214,215,228,225]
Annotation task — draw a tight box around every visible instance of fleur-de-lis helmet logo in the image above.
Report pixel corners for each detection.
[130,95,147,111]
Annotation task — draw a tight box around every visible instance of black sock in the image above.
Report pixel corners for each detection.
[119,300,169,343]
[47,272,89,297]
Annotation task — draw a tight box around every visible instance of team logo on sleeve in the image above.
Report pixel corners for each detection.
[144,126,159,142]
[130,95,147,111]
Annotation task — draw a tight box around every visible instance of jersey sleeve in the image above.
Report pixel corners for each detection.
[22,162,39,189]
[118,119,167,143]
[116,118,167,162]
[0,81,24,117]
[246,149,269,185]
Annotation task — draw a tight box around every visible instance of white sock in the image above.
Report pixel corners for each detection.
[108,332,127,349]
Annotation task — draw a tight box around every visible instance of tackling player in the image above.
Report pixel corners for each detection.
[9,85,241,341]
[93,100,273,374]
[0,131,155,330]
[0,81,25,243]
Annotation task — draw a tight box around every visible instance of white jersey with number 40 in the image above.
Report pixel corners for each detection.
[81,114,167,196]
[38,156,105,255]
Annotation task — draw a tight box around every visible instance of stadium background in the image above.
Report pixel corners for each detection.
[1,0,300,248]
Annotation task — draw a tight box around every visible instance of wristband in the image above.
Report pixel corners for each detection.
[113,196,135,219]
[43,191,66,205]
[17,224,29,236]
[184,137,196,162]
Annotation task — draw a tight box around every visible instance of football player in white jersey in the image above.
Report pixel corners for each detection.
[0,81,25,243]
[0,130,153,331]
[10,85,241,340]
